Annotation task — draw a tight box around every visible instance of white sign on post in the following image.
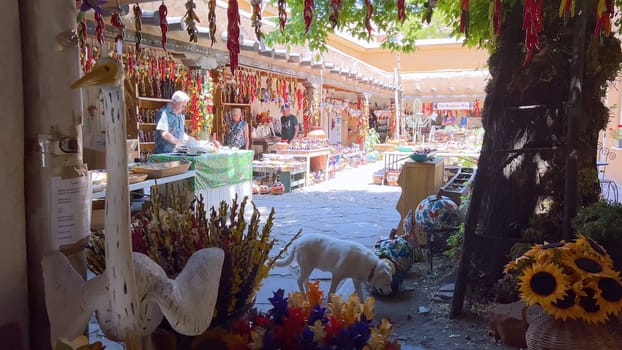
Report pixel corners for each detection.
[49,175,92,249]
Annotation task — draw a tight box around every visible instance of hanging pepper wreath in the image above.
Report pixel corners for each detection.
[110,4,125,44]
[459,0,469,37]
[522,0,543,65]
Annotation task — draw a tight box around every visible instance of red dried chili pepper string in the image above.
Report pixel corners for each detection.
[364,0,373,38]
[159,2,168,50]
[208,0,217,47]
[397,0,406,22]
[304,0,314,33]
[459,0,469,37]
[94,11,105,46]
[278,0,287,32]
[329,0,342,28]
[227,0,241,73]
[522,0,542,66]
[111,10,125,44]
[493,0,502,37]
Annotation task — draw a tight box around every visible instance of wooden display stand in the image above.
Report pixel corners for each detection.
[395,157,445,234]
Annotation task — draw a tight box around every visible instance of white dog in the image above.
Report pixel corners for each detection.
[275,233,393,299]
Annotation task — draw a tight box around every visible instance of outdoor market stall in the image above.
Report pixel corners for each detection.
[149,149,254,209]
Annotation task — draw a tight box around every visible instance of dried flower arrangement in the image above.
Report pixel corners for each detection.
[504,234,622,324]
[87,194,301,326]
[193,281,400,350]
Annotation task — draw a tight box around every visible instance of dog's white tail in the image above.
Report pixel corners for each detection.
[274,244,297,267]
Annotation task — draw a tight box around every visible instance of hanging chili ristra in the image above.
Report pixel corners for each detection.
[184,0,201,43]
[459,0,469,37]
[126,51,135,80]
[278,0,287,32]
[227,0,241,73]
[110,5,125,44]
[251,0,263,42]
[397,0,406,23]
[134,3,143,52]
[558,0,573,17]
[594,0,613,39]
[522,0,543,66]
[77,18,87,51]
[208,0,217,46]
[329,0,342,28]
[492,0,502,37]
[159,1,168,50]
[303,0,314,33]
[94,11,105,46]
[364,0,373,37]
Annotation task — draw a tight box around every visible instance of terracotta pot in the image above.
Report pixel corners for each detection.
[271,179,285,194]
[308,128,327,139]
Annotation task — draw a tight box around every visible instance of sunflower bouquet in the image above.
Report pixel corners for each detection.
[201,281,400,350]
[504,234,622,324]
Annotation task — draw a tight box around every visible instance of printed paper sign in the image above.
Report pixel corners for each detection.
[49,175,91,248]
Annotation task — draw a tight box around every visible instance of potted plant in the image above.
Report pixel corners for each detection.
[504,235,622,349]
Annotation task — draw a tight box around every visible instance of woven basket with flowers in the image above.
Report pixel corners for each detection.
[504,234,622,349]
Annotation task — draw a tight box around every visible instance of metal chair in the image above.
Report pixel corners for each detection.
[597,142,619,203]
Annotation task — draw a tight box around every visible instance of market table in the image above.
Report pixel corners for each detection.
[149,150,255,209]
[276,148,331,185]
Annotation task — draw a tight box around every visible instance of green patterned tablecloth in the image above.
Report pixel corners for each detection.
[149,150,255,190]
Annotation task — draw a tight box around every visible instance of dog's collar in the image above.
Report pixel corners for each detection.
[368,261,379,282]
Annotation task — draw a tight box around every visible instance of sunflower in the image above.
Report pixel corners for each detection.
[519,262,570,307]
[570,234,614,268]
[595,275,622,317]
[545,287,583,321]
[577,287,611,324]
[562,251,616,279]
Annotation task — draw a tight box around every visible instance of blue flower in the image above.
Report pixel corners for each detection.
[308,305,327,325]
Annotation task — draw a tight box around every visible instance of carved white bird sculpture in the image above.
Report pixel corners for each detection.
[41,56,224,347]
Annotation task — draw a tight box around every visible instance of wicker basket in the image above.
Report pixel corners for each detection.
[525,307,622,349]
[132,160,191,178]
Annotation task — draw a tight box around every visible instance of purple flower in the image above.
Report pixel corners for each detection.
[267,289,289,324]
[308,304,327,325]
[79,0,105,14]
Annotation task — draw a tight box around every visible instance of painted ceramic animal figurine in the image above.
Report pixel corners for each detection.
[41,57,224,347]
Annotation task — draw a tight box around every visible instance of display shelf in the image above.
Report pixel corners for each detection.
[92,170,196,200]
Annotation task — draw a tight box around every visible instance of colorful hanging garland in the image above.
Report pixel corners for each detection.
[522,0,543,66]
[278,0,287,32]
[184,0,201,43]
[133,3,143,52]
[304,0,314,33]
[184,71,215,137]
[159,1,168,49]
[227,0,241,73]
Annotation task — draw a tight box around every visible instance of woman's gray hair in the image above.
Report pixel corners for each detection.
[171,90,190,103]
